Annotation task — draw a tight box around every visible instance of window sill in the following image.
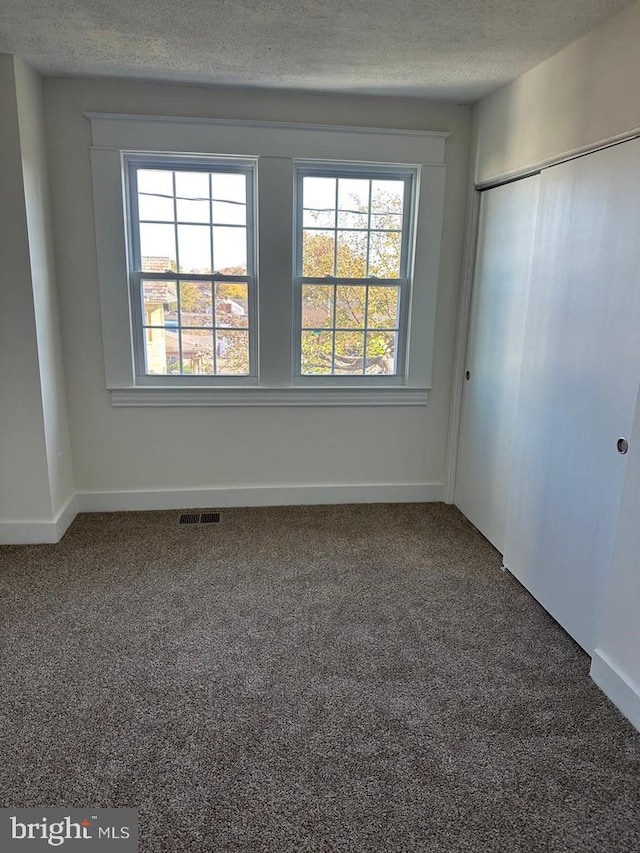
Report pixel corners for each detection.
[108,385,429,407]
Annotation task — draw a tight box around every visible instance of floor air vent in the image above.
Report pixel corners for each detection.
[179,513,201,525]
[179,512,221,525]
[200,512,221,524]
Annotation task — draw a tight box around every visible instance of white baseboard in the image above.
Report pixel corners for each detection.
[0,493,78,545]
[76,482,445,513]
[590,648,640,733]
[0,484,444,544]
[0,520,60,546]
[55,493,79,540]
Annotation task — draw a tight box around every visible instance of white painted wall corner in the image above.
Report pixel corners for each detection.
[0,492,78,545]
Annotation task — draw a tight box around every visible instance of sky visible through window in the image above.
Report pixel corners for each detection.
[136,169,248,274]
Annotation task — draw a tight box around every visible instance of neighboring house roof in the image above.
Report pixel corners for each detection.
[164,330,213,359]
[218,298,246,316]
[144,282,176,303]
[142,256,171,273]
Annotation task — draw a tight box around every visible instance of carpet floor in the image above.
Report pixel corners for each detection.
[1,503,639,852]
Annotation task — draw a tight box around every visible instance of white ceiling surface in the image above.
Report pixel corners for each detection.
[0,0,634,101]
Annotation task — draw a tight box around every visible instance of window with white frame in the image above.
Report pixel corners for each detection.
[89,114,448,406]
[295,166,415,379]
[127,157,256,380]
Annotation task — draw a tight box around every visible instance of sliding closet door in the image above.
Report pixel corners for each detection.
[504,138,640,652]
[455,176,540,553]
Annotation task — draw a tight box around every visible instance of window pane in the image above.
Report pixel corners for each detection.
[337,178,369,228]
[138,193,174,222]
[137,169,173,196]
[144,327,180,374]
[176,197,210,223]
[334,331,365,374]
[175,171,209,199]
[178,224,211,274]
[142,280,178,327]
[181,328,214,374]
[175,171,210,223]
[366,331,397,374]
[140,223,176,272]
[302,230,335,277]
[367,286,400,329]
[304,176,336,206]
[180,281,213,327]
[370,179,404,230]
[371,214,402,231]
[336,230,367,278]
[213,226,247,274]
[301,330,333,375]
[303,208,335,228]
[212,201,246,225]
[216,330,249,374]
[368,231,402,278]
[133,164,255,380]
[211,173,246,204]
[211,172,247,224]
[303,174,336,227]
[215,282,249,328]
[335,285,366,328]
[302,284,333,328]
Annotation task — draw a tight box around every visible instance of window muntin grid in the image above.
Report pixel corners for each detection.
[300,283,401,375]
[295,167,414,378]
[127,157,256,378]
[140,279,250,376]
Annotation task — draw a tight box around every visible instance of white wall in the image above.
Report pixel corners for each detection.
[471,0,640,729]
[473,0,640,185]
[0,56,73,537]
[13,59,74,517]
[0,55,52,522]
[43,77,471,501]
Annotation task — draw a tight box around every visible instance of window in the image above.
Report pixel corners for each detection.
[89,114,447,405]
[295,166,415,380]
[127,157,256,381]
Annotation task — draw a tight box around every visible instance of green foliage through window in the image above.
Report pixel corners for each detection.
[298,172,410,376]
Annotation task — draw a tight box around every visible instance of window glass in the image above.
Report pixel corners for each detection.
[132,162,253,376]
[298,170,410,376]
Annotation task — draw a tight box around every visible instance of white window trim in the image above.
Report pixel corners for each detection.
[88,113,448,407]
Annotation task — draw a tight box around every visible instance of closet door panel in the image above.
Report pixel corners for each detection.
[455,177,540,552]
[504,139,640,652]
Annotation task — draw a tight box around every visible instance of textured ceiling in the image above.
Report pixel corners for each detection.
[0,0,634,102]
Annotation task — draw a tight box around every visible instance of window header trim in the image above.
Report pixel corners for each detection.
[88,114,447,167]
[87,112,450,141]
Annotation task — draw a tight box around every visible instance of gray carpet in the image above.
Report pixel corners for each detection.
[1,503,639,852]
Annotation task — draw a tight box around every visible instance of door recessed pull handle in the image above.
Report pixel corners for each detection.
[465,370,470,380]
[617,437,629,454]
